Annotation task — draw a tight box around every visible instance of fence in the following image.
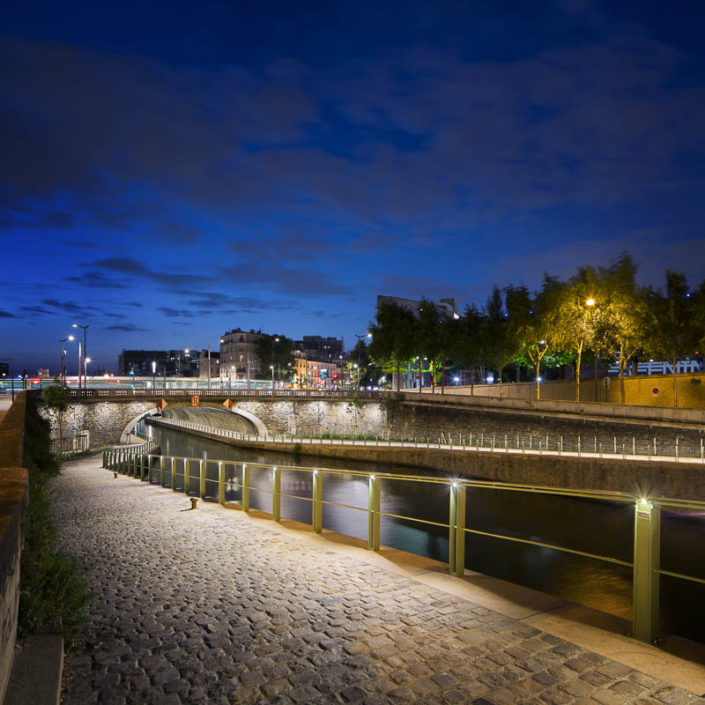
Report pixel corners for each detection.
[68,388,379,400]
[103,444,705,644]
[149,416,705,464]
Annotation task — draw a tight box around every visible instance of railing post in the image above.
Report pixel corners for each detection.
[632,499,661,643]
[312,471,322,533]
[184,458,190,494]
[448,483,466,577]
[242,464,250,512]
[200,459,206,499]
[170,457,176,491]
[159,456,164,487]
[132,454,137,477]
[368,475,380,551]
[272,467,281,522]
[218,462,225,505]
[140,454,146,481]
[102,450,107,468]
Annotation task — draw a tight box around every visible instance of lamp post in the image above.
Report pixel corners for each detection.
[72,323,88,391]
[151,360,156,390]
[353,363,359,390]
[270,365,275,390]
[59,336,74,387]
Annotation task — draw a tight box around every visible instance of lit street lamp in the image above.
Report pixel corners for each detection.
[59,336,74,386]
[72,323,89,391]
[270,365,275,390]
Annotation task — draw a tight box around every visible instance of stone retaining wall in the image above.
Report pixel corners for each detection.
[0,394,28,705]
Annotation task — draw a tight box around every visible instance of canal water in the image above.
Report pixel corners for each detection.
[141,422,705,643]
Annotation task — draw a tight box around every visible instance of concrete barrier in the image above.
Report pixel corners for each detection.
[0,394,28,705]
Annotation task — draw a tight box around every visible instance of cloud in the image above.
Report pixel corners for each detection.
[158,307,197,318]
[0,310,15,318]
[93,257,213,288]
[219,261,347,295]
[66,270,131,289]
[104,323,149,332]
[148,222,202,244]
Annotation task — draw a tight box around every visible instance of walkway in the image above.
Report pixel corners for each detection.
[55,455,705,705]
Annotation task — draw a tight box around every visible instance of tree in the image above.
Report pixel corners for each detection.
[482,286,518,391]
[256,334,294,381]
[369,301,417,392]
[451,304,486,394]
[599,254,653,405]
[505,277,561,400]
[552,267,601,402]
[648,271,700,407]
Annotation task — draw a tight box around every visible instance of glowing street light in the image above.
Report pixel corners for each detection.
[72,323,89,391]
[585,298,596,307]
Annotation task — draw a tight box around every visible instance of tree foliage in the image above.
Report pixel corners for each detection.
[368,255,705,406]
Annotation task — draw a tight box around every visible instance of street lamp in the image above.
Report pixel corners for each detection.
[72,323,89,391]
[151,360,156,389]
[353,363,359,389]
[270,365,275,390]
[59,336,74,386]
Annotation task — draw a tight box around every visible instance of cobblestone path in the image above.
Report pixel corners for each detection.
[55,456,700,705]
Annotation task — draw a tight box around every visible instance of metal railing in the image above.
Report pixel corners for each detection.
[102,445,705,644]
[149,416,705,465]
[69,388,379,400]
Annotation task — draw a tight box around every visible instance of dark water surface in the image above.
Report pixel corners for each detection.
[141,422,705,643]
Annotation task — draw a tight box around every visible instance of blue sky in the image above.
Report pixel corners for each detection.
[2,0,705,373]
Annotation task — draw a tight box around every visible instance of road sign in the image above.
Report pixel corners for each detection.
[222,398,234,409]
[191,395,200,407]
[156,399,168,410]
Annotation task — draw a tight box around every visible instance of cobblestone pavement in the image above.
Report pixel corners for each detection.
[55,456,701,705]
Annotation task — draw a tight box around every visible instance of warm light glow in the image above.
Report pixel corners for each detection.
[585,297,596,307]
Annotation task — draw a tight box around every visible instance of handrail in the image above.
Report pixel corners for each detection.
[149,415,705,465]
[102,442,705,644]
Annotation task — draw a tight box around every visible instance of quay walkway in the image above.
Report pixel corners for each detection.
[54,455,705,704]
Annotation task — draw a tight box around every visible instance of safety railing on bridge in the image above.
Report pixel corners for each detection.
[102,445,705,644]
[149,416,705,464]
[70,388,379,400]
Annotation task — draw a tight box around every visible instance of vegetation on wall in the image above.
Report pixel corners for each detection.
[18,392,90,647]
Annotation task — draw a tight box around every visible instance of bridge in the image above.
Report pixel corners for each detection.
[38,388,705,499]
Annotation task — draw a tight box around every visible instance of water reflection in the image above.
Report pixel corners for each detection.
[140,421,705,642]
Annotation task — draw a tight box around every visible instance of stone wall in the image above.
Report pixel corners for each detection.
[390,399,705,457]
[440,372,705,408]
[0,394,29,705]
[41,400,155,449]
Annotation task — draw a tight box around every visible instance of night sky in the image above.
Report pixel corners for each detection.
[2,0,705,374]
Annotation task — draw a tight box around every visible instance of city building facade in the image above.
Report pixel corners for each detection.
[118,349,198,377]
[293,357,341,388]
[219,329,263,383]
[377,294,458,319]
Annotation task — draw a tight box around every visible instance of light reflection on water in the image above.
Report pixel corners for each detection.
[141,422,705,642]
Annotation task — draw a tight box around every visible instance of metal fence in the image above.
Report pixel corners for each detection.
[149,416,705,464]
[69,388,379,400]
[102,445,705,644]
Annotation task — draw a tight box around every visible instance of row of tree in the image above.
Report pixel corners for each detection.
[367,255,705,405]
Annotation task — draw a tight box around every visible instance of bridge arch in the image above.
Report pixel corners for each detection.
[160,404,269,437]
[120,408,159,444]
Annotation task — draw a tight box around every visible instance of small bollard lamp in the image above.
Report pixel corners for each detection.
[190,497,198,510]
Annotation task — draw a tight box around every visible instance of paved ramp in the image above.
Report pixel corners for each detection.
[54,456,703,704]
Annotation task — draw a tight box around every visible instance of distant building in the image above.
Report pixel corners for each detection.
[118,349,198,377]
[219,329,263,381]
[293,357,341,389]
[377,295,458,319]
[197,349,220,380]
[294,336,345,364]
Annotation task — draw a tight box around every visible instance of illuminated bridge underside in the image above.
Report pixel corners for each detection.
[161,406,264,436]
